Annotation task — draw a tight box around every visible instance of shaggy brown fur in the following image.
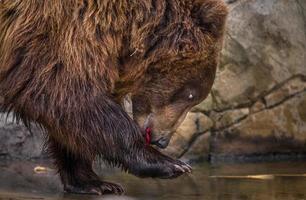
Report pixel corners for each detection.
[0,0,227,195]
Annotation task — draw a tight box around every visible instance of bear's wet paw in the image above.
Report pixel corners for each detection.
[157,156,192,177]
[160,161,192,179]
[64,181,124,195]
[131,160,192,179]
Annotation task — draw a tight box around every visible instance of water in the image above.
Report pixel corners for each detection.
[1,160,306,200]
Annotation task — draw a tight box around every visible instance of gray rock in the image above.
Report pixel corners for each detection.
[177,0,306,161]
[164,112,213,157]
[0,114,44,159]
[211,92,306,157]
[182,132,211,162]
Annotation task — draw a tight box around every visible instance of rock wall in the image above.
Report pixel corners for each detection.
[0,0,306,162]
[0,114,44,159]
[165,0,306,162]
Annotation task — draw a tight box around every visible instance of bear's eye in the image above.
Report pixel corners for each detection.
[188,93,194,100]
[169,87,197,103]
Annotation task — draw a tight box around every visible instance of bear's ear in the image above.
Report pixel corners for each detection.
[191,0,228,38]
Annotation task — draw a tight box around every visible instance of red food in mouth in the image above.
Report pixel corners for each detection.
[145,127,152,145]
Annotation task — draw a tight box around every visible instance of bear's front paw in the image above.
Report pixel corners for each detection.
[156,163,191,179]
[130,158,192,179]
[159,159,192,179]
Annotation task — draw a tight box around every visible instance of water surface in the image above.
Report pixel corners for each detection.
[1,160,306,200]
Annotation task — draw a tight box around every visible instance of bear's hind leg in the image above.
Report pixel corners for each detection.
[47,137,124,195]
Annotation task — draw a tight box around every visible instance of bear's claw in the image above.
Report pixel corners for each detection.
[162,160,192,178]
[174,160,192,173]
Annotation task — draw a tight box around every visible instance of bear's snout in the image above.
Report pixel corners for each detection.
[151,137,170,149]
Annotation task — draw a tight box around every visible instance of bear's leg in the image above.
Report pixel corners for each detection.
[47,137,124,195]
[41,93,192,181]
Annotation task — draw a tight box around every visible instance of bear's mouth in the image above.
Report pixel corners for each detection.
[143,114,172,149]
[145,127,152,145]
[143,114,154,145]
[122,96,158,147]
[122,96,171,149]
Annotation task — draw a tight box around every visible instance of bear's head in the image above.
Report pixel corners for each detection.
[131,57,217,149]
[117,0,228,149]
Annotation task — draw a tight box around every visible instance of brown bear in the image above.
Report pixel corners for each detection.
[0,0,228,195]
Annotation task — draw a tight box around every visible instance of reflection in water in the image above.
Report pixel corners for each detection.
[1,160,306,200]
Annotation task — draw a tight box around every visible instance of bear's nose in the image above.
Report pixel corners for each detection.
[152,137,170,149]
